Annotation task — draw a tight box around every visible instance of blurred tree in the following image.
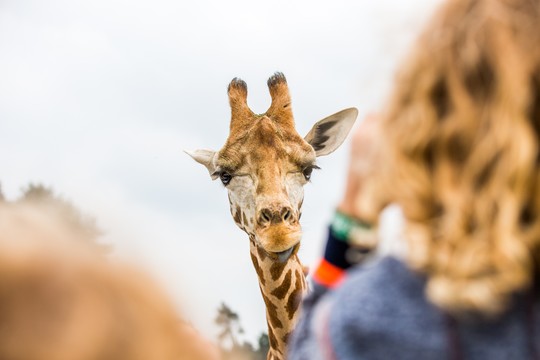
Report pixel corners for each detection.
[255,333,270,360]
[215,303,270,360]
[20,183,54,201]
[16,183,108,253]
[0,183,4,202]
[215,302,243,349]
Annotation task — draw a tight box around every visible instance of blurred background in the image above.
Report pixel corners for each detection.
[0,0,442,348]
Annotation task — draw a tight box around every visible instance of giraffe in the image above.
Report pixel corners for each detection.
[187,72,357,359]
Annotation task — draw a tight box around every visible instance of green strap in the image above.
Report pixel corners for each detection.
[330,210,373,242]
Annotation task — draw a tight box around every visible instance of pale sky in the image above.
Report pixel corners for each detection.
[0,0,442,344]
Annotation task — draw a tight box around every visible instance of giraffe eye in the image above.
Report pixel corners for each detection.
[302,165,320,181]
[302,167,313,180]
[220,172,232,185]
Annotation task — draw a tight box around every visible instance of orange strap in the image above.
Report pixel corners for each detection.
[313,259,346,288]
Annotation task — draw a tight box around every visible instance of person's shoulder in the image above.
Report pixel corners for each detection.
[333,256,424,308]
[327,257,446,359]
[329,256,428,331]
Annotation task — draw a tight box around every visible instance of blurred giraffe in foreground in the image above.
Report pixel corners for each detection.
[0,203,220,360]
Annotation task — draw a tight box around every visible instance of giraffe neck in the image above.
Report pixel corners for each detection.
[248,236,308,360]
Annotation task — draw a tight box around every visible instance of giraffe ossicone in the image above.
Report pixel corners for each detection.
[187,72,357,359]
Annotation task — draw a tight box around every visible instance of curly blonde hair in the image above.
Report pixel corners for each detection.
[0,204,214,360]
[380,0,540,315]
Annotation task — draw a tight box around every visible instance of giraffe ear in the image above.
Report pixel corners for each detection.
[185,149,219,179]
[304,107,358,157]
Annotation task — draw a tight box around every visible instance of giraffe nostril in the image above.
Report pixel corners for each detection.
[259,209,272,225]
[281,207,292,222]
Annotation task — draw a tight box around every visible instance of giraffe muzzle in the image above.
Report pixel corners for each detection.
[255,204,301,254]
[255,224,302,256]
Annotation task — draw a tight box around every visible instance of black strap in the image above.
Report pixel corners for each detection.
[445,314,463,360]
[527,283,539,360]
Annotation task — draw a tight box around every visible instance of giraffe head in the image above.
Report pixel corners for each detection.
[188,73,357,262]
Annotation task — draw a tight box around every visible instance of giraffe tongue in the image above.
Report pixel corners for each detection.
[275,247,294,262]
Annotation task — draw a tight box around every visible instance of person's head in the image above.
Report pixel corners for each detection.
[0,203,217,360]
[379,0,540,315]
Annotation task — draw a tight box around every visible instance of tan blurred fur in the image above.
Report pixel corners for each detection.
[373,0,540,316]
[0,203,215,360]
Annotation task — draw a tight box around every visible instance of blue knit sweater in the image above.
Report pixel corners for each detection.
[289,256,540,360]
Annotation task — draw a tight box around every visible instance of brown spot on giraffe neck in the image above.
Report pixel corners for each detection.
[250,252,265,287]
[285,273,303,320]
[262,292,283,330]
[256,243,268,261]
[270,259,287,281]
[282,331,293,345]
[267,329,281,356]
[270,269,292,300]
